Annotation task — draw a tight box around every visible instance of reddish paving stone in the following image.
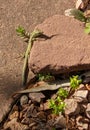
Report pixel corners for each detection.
[29,15,90,74]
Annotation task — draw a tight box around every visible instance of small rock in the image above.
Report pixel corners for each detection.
[64,98,80,116]
[86,103,90,119]
[20,95,28,106]
[76,116,89,130]
[39,101,50,111]
[29,92,45,103]
[25,104,37,118]
[9,111,19,120]
[78,84,85,90]
[54,114,66,129]
[73,90,88,103]
[4,118,29,130]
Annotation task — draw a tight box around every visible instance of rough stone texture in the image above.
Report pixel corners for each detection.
[29,92,45,103]
[29,15,90,74]
[20,95,29,106]
[73,90,88,103]
[0,0,75,124]
[64,98,80,116]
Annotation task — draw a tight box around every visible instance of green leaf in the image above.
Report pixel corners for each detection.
[16,26,25,37]
[70,9,86,22]
[84,23,90,34]
[57,88,69,98]
[70,75,82,90]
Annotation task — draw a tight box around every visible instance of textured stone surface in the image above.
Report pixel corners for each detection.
[29,15,90,74]
[64,98,80,116]
[0,0,75,124]
[73,90,88,103]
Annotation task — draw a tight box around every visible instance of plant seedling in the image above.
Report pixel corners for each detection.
[70,9,86,22]
[84,22,90,34]
[49,96,65,115]
[57,88,69,99]
[70,75,82,90]
[16,26,43,85]
[37,73,54,82]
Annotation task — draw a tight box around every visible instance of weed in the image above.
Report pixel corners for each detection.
[37,73,54,81]
[84,22,90,34]
[16,26,30,40]
[70,75,82,90]
[57,88,69,99]
[49,96,65,115]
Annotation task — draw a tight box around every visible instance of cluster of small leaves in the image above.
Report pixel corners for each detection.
[70,75,82,90]
[37,73,53,81]
[49,75,82,115]
[49,96,65,115]
[84,23,90,34]
[70,9,86,22]
[57,88,69,99]
[16,26,30,41]
[49,88,68,115]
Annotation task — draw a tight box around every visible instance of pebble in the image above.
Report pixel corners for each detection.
[20,95,28,106]
[64,98,80,116]
[73,90,88,103]
[54,114,66,129]
[9,111,19,120]
[29,92,45,103]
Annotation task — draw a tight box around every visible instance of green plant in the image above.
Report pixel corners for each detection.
[57,88,69,99]
[16,26,43,85]
[37,73,54,81]
[70,9,86,22]
[16,26,30,40]
[49,96,65,115]
[70,75,82,90]
[84,22,90,34]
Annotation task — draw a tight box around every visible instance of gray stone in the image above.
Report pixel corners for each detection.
[64,98,80,116]
[73,90,88,103]
[29,15,90,74]
[20,95,28,106]
[29,92,45,103]
[54,114,66,128]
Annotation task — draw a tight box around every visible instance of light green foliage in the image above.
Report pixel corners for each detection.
[49,96,65,115]
[16,26,43,85]
[84,23,90,34]
[70,75,82,90]
[37,73,53,81]
[16,26,30,40]
[57,88,69,99]
[70,9,86,22]
[16,26,25,36]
